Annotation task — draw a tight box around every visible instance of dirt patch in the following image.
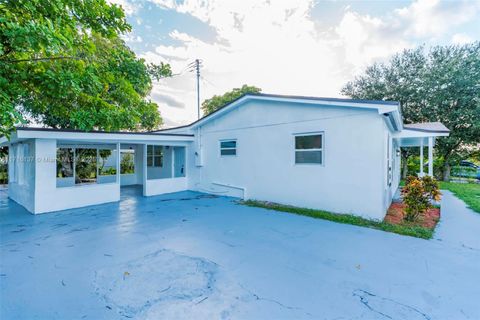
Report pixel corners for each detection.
[384,202,440,229]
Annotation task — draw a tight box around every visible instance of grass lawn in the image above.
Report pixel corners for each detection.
[439,181,480,213]
[242,200,434,239]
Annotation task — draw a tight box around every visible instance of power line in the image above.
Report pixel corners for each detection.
[189,59,202,119]
[201,75,220,90]
[156,59,203,120]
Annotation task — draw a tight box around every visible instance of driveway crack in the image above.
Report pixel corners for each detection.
[353,289,431,320]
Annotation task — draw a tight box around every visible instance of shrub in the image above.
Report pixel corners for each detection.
[401,176,441,222]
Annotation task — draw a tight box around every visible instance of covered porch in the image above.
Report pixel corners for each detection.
[393,122,450,177]
[0,128,194,214]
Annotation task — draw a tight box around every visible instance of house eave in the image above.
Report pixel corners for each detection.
[4,127,195,145]
[187,93,401,130]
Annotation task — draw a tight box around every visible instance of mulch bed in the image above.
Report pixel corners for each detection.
[384,202,440,229]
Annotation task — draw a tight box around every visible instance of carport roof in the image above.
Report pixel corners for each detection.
[394,122,450,147]
[403,122,450,133]
[0,127,195,146]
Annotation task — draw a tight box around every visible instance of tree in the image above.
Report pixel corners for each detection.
[202,84,261,115]
[0,0,171,137]
[342,43,480,180]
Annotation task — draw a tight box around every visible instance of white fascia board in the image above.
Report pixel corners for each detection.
[254,95,398,111]
[390,109,403,131]
[393,128,449,139]
[15,130,195,144]
[154,127,195,135]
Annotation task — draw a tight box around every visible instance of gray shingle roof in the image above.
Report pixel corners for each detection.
[403,122,450,133]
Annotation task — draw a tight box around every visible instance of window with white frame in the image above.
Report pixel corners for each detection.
[147,145,163,167]
[220,140,237,156]
[295,133,323,164]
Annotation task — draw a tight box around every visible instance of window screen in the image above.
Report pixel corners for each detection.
[147,145,163,167]
[220,140,237,156]
[295,134,323,164]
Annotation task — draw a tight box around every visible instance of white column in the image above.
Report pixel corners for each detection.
[428,137,433,177]
[419,140,424,177]
[116,143,121,184]
[142,144,147,196]
[171,146,175,178]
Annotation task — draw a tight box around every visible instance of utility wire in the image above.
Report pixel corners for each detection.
[200,75,220,89]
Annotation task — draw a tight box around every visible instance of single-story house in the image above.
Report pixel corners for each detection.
[0,93,449,219]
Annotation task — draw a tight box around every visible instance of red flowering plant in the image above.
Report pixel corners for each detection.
[401,176,441,222]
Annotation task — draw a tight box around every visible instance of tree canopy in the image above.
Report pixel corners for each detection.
[0,0,171,137]
[342,43,480,180]
[202,84,261,116]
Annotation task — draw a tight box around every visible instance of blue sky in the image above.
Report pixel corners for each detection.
[110,0,480,127]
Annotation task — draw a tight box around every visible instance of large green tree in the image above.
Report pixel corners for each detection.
[202,84,261,115]
[342,43,480,180]
[0,0,171,137]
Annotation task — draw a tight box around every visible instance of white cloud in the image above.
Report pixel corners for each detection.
[335,11,412,70]
[107,0,140,16]
[395,0,480,38]
[451,33,474,45]
[122,33,143,43]
[142,0,479,127]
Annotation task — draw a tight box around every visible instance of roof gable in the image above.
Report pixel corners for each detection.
[156,93,402,133]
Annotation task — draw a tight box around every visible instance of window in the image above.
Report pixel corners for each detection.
[220,140,237,156]
[147,145,163,167]
[120,150,135,174]
[295,133,323,164]
[56,148,74,178]
[75,148,97,184]
[98,149,117,176]
[56,145,118,187]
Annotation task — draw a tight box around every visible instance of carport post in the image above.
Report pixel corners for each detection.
[428,137,433,177]
[116,142,121,184]
[419,140,424,177]
[142,144,147,196]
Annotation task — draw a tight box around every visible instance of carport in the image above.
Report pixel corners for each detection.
[393,122,450,177]
[0,127,194,214]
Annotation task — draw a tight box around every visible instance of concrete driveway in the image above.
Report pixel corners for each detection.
[1,186,479,319]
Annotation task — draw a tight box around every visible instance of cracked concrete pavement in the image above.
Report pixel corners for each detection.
[1,186,479,319]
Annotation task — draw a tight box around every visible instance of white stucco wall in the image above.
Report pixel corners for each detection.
[143,144,191,196]
[8,140,36,213]
[34,139,120,214]
[188,100,389,220]
[144,177,188,196]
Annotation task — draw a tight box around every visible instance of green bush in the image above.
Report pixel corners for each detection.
[401,176,441,222]
[406,156,444,179]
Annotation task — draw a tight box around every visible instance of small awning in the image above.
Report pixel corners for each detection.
[393,122,449,147]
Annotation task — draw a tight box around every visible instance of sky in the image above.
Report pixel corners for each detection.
[109,0,480,127]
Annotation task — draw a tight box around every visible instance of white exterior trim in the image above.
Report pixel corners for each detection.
[12,129,194,144]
